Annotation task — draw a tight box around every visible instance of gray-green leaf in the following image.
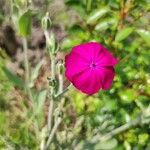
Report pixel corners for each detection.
[31,60,44,82]
[36,90,47,114]
[115,27,133,42]
[3,67,25,89]
[95,138,118,150]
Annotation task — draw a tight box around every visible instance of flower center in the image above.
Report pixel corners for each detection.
[90,62,97,69]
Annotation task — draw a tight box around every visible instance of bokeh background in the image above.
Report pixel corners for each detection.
[0,0,150,149]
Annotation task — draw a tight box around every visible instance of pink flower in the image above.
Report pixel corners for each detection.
[65,42,118,95]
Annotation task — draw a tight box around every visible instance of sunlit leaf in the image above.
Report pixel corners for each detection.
[95,18,116,31]
[18,9,32,37]
[115,27,134,42]
[137,29,150,46]
[119,89,136,103]
[87,8,109,24]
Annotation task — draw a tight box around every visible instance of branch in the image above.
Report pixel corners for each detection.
[46,117,62,149]
[55,84,72,98]
[91,116,150,143]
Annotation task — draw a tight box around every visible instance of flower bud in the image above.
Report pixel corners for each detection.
[12,4,19,16]
[47,32,59,55]
[47,77,56,87]
[41,12,52,30]
[57,60,64,75]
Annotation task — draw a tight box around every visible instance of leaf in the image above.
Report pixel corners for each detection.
[31,60,44,82]
[115,27,133,42]
[119,89,136,103]
[87,8,109,24]
[95,138,118,150]
[3,67,25,89]
[18,9,32,37]
[137,29,150,46]
[36,90,47,114]
[95,18,116,31]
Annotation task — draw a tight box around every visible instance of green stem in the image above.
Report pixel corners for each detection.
[23,37,30,84]
[22,37,34,103]
[46,98,65,148]
[45,64,66,148]
[47,54,56,133]
[55,84,72,98]
[46,117,62,149]
[87,0,92,12]
[58,73,63,94]
[23,37,40,134]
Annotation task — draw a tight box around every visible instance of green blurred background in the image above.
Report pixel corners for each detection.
[0,0,150,149]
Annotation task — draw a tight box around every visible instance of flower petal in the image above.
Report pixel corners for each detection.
[96,66,115,90]
[72,42,102,61]
[97,47,118,66]
[71,69,102,95]
[65,52,89,82]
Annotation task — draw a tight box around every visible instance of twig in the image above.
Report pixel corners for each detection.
[91,116,150,143]
[55,84,72,98]
[46,117,62,149]
[47,94,54,133]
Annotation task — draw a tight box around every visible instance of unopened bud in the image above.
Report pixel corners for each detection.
[47,77,56,87]
[12,4,19,16]
[47,32,59,55]
[57,60,64,74]
[41,12,52,30]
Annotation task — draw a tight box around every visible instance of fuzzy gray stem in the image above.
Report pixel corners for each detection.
[23,37,30,84]
[47,54,56,133]
[46,117,62,149]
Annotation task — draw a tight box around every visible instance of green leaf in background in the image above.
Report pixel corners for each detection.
[119,89,136,103]
[73,93,85,114]
[3,67,25,89]
[18,10,32,37]
[137,29,150,46]
[95,138,118,150]
[30,60,44,83]
[138,133,149,145]
[36,90,47,114]
[115,27,134,42]
[95,18,117,31]
[87,8,109,24]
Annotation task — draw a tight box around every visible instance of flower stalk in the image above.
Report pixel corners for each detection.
[47,53,56,133]
[22,37,30,84]
[22,37,34,104]
[41,14,64,149]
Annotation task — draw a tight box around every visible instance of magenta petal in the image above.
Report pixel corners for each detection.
[72,42,102,61]
[65,52,89,82]
[72,69,102,95]
[97,66,115,90]
[97,47,118,66]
